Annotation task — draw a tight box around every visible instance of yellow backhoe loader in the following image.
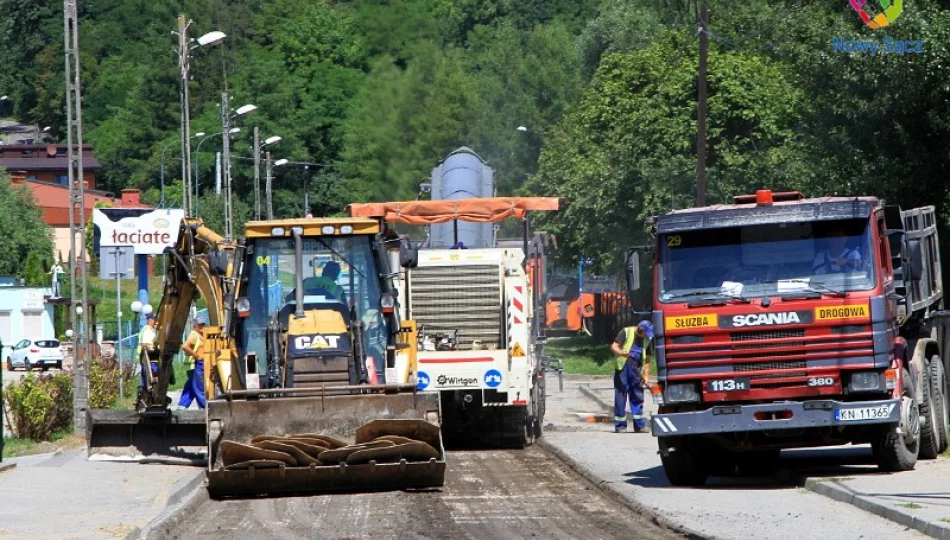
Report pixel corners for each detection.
[87,217,444,497]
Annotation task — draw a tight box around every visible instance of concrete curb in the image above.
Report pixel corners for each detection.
[800,477,950,540]
[0,462,16,474]
[124,470,206,540]
[578,384,612,411]
[537,437,709,540]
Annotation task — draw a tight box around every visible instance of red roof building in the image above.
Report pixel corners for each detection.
[8,171,151,261]
[0,143,101,189]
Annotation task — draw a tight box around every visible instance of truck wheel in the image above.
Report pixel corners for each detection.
[872,368,919,472]
[920,357,941,459]
[929,356,949,453]
[659,436,709,486]
[735,450,781,476]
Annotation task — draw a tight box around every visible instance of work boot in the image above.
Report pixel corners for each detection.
[614,426,626,433]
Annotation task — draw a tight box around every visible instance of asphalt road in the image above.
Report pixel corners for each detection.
[545,375,927,540]
[166,446,678,540]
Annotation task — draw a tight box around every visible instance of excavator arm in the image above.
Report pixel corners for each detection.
[139,219,235,414]
[88,218,236,462]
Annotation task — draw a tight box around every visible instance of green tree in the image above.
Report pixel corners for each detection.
[0,169,55,279]
[525,33,806,271]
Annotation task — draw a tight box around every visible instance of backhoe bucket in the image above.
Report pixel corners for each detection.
[87,409,207,464]
[206,389,444,498]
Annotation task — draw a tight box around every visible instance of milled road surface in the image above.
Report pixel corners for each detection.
[167,447,677,540]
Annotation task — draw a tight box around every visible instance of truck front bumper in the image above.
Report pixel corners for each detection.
[651,398,901,437]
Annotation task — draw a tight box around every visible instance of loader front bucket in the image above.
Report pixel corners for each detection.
[206,389,445,498]
[87,409,207,464]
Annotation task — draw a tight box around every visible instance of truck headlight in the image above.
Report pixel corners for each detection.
[849,371,884,393]
[665,383,700,403]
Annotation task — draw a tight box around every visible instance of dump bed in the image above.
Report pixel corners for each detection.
[898,206,943,314]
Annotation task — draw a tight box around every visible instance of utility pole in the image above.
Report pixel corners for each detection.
[177,15,193,216]
[696,0,709,207]
[265,151,274,220]
[303,165,311,217]
[64,0,90,435]
[253,126,261,220]
[221,92,233,239]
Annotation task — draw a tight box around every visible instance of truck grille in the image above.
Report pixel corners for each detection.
[409,264,501,350]
[731,329,805,341]
[665,325,875,394]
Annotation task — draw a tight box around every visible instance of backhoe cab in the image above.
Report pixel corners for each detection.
[205,218,443,497]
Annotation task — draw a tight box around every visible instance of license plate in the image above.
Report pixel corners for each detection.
[706,378,751,392]
[834,404,895,422]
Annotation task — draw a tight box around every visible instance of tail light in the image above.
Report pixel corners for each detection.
[29,348,39,353]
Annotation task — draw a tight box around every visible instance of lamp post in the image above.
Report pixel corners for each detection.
[194,130,224,214]
[265,155,288,219]
[220,98,256,239]
[252,128,281,220]
[577,257,594,322]
[175,16,226,217]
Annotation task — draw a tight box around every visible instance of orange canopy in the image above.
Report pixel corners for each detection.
[346,197,563,225]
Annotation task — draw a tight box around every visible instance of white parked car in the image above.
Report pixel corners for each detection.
[6,339,64,371]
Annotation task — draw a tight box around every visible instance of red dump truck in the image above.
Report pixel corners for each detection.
[626,190,949,485]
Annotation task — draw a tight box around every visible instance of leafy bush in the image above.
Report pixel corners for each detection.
[89,356,135,408]
[3,372,73,441]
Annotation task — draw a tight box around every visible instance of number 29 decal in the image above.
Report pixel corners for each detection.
[666,235,682,248]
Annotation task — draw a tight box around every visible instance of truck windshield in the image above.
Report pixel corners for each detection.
[240,235,390,364]
[658,218,876,302]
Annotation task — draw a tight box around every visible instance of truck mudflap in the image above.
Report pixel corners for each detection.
[651,398,901,437]
[206,386,445,497]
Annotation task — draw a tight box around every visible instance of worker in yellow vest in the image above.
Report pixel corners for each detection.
[177,317,207,409]
[137,313,158,389]
[609,320,654,433]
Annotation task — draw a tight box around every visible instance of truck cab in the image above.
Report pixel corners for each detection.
[628,190,948,485]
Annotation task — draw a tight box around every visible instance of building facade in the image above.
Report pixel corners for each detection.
[0,283,56,346]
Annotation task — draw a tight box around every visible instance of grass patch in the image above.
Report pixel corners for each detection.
[168,358,189,392]
[546,333,657,377]
[2,429,84,459]
[896,502,924,509]
[545,335,615,375]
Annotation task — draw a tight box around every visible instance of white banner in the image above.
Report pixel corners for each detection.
[93,208,185,255]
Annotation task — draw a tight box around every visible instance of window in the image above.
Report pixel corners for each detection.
[26,174,37,181]
[53,174,68,186]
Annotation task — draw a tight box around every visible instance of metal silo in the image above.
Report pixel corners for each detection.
[428,147,495,248]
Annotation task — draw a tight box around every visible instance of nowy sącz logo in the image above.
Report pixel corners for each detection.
[833,0,923,55]
[849,0,902,29]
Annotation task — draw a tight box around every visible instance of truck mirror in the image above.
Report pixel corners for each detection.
[400,238,419,269]
[906,239,923,281]
[625,249,641,295]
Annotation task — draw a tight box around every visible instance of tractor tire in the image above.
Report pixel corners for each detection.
[929,356,949,453]
[872,368,919,472]
[659,436,709,486]
[920,358,941,459]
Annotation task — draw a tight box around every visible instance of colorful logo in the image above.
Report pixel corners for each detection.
[850,0,903,29]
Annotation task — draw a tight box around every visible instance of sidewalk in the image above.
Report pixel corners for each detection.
[551,374,946,539]
[0,448,202,539]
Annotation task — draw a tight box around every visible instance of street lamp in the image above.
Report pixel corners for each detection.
[175,16,226,218]
[220,100,256,239]
[578,257,594,322]
[252,130,282,219]
[264,155,288,219]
